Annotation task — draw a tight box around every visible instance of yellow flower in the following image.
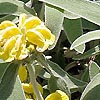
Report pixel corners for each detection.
[22,82,43,100]
[18,64,27,82]
[0,13,55,62]
[22,83,33,94]
[18,13,55,52]
[22,82,43,94]
[45,90,69,100]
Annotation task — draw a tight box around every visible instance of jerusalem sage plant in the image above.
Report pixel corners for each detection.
[0,0,100,100]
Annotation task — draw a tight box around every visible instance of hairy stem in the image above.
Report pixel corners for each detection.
[27,64,44,100]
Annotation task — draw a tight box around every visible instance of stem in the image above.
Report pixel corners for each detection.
[27,64,44,100]
[36,53,53,75]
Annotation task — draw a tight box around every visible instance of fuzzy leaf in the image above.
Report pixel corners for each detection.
[80,73,100,100]
[45,4,64,49]
[0,0,35,15]
[89,61,100,80]
[70,30,100,53]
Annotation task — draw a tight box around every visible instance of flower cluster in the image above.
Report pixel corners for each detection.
[0,14,55,62]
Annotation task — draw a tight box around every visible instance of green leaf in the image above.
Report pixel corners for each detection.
[0,15,16,22]
[73,45,100,60]
[45,4,64,49]
[63,18,85,53]
[0,62,9,82]
[42,86,50,99]
[89,61,100,80]
[39,0,100,26]
[48,75,70,94]
[63,18,83,43]
[80,73,100,100]
[48,75,58,92]
[74,44,85,54]
[81,67,89,82]
[0,62,19,99]
[33,0,43,18]
[82,19,100,30]
[70,30,100,53]
[0,0,35,15]
[8,77,25,100]
[95,55,100,66]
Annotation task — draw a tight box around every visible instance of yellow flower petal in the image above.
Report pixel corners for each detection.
[45,90,69,100]
[22,83,34,94]
[0,35,28,61]
[35,26,51,40]
[0,20,15,30]
[18,64,27,82]
[0,36,16,62]
[46,33,55,45]
[13,35,28,60]
[36,42,49,52]
[0,26,20,40]
[0,38,6,47]
[22,82,43,94]
[18,13,27,29]
[26,30,44,47]
[35,25,55,45]
[24,16,41,30]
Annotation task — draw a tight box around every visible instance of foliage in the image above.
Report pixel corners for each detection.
[0,0,100,100]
